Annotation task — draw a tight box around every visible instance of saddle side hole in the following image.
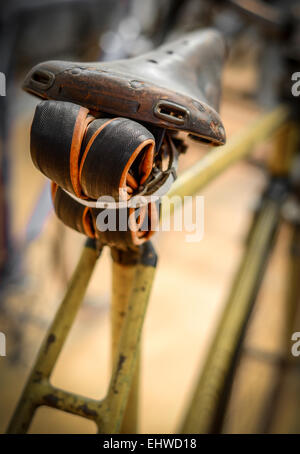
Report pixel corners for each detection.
[154,101,188,125]
[30,69,54,89]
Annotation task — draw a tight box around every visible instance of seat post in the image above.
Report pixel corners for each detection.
[110,246,141,434]
[99,242,157,434]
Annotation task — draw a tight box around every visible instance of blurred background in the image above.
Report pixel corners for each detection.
[0,0,300,434]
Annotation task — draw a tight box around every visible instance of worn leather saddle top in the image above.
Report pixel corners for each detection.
[23,29,226,145]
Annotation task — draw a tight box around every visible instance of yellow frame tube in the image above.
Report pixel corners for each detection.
[111,256,140,433]
[180,193,284,434]
[263,223,300,433]
[7,241,157,435]
[7,239,100,434]
[166,106,288,206]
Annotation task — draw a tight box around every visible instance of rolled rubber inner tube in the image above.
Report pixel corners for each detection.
[31,100,155,201]
[31,99,161,247]
[51,183,159,247]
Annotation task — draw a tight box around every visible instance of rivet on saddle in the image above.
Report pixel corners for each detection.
[23,29,226,145]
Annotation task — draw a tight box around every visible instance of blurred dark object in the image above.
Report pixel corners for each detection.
[163,0,300,109]
[0,0,123,293]
[218,0,300,109]
[0,0,122,67]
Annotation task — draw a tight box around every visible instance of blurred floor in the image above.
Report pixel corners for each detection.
[0,64,299,434]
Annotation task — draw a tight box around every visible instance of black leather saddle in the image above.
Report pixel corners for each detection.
[23,29,226,145]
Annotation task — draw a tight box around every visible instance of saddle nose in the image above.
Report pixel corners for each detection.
[23,60,76,97]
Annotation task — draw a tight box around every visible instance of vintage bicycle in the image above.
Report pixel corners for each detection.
[6,3,300,434]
